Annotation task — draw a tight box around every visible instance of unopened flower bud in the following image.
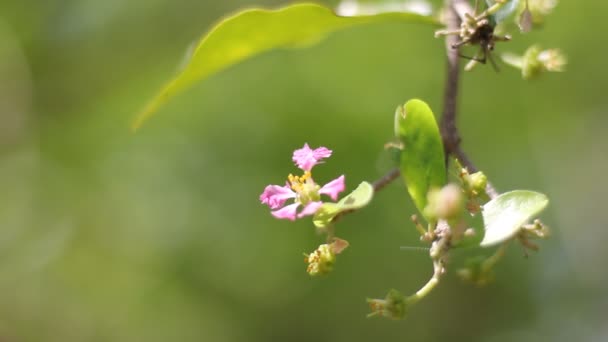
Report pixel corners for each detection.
[424,184,464,222]
[367,289,407,320]
[467,172,487,195]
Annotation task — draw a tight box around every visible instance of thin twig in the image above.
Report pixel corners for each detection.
[337,0,498,225]
[331,167,401,223]
[440,0,462,157]
[372,167,401,192]
[441,0,499,199]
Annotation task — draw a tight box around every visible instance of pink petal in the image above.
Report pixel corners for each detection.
[292,143,333,171]
[319,175,345,201]
[271,203,301,221]
[260,184,296,209]
[297,201,323,218]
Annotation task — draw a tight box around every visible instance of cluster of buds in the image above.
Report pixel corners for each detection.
[457,164,489,214]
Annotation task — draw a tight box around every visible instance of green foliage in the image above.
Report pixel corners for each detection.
[480,190,549,247]
[394,99,446,219]
[313,181,374,228]
[132,3,437,130]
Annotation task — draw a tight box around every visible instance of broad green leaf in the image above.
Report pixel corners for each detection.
[132,3,438,130]
[395,99,446,218]
[313,181,374,228]
[480,190,548,247]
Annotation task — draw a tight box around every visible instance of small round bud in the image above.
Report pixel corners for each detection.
[424,184,465,222]
[467,172,488,195]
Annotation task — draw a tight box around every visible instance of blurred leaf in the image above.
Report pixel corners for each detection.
[395,99,446,219]
[480,190,548,247]
[132,3,438,130]
[313,181,374,228]
[486,0,520,23]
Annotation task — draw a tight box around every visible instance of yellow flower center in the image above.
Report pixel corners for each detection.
[287,171,320,205]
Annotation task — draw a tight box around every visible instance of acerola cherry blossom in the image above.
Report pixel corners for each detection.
[260,144,345,221]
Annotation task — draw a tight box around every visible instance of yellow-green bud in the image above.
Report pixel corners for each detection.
[467,171,488,195]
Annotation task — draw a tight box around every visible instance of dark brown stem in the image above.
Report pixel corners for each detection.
[331,167,401,223]
[440,0,462,159]
[372,168,401,192]
[441,0,499,199]
[338,0,497,226]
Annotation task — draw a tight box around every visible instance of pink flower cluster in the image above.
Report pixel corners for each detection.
[260,144,345,221]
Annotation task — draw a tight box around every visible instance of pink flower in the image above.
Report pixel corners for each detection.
[260,144,345,221]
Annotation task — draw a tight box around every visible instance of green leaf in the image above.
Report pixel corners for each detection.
[395,99,446,218]
[132,3,438,130]
[480,190,548,247]
[313,181,374,228]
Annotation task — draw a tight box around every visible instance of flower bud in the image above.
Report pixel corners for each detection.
[367,289,407,320]
[467,172,488,195]
[424,184,465,222]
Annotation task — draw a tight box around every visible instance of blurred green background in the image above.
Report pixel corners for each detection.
[0,0,606,341]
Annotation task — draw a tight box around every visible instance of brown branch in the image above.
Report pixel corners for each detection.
[441,0,499,199]
[337,0,498,226]
[372,167,401,192]
[331,167,401,223]
[440,0,462,156]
